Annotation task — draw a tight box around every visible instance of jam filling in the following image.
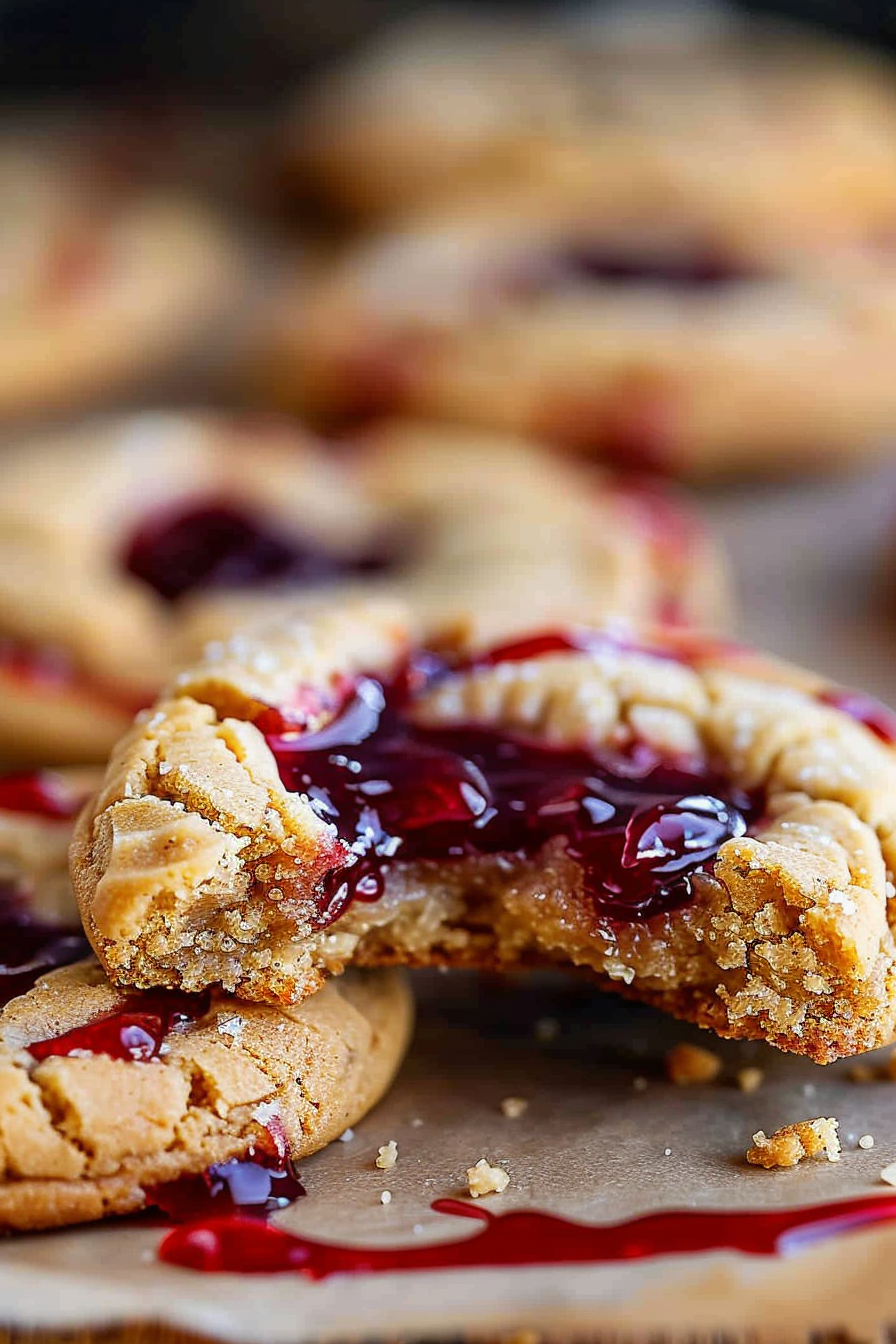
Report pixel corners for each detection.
[499,246,762,302]
[28,989,210,1062]
[0,772,92,1006]
[149,1155,306,1223]
[265,655,755,930]
[819,687,896,747]
[157,1193,896,1277]
[123,502,394,603]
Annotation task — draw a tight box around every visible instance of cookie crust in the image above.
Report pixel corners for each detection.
[73,602,896,1061]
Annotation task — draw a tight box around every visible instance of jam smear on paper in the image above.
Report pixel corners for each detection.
[158,1193,896,1277]
[266,640,756,929]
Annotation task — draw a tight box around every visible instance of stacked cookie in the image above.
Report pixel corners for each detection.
[7,7,896,1244]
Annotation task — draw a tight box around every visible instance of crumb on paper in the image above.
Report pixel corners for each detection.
[859,1134,875,1150]
[881,1163,896,1186]
[736,1067,764,1094]
[665,1042,722,1086]
[410,1117,424,1128]
[501,1096,528,1119]
[380,1190,392,1205]
[467,1158,510,1198]
[663,1147,672,1157]
[339,1128,355,1143]
[534,1017,559,1043]
[746,1117,840,1169]
[376,1140,398,1170]
[633,1075,648,1092]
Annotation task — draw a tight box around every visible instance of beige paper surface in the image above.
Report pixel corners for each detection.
[5,464,896,1339]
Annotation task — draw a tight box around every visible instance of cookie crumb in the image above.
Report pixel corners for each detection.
[633,1075,648,1092]
[501,1097,528,1119]
[534,1017,559,1043]
[376,1140,398,1170]
[859,1134,875,1149]
[339,1128,355,1143]
[467,1157,510,1197]
[410,1117,424,1128]
[665,1042,722,1086]
[849,1063,875,1083]
[736,1066,764,1093]
[746,1117,840,1169]
[663,1147,672,1157]
[380,1190,392,1205]
[881,1163,896,1186]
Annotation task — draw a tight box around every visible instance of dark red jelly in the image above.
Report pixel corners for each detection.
[266,658,755,929]
[157,1193,896,1278]
[0,914,89,1010]
[123,502,393,603]
[820,687,896,747]
[28,989,210,1062]
[0,770,84,820]
[499,246,760,302]
[149,1155,306,1223]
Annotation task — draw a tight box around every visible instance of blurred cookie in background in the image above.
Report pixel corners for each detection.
[0,412,729,763]
[286,6,896,239]
[0,124,244,422]
[272,207,896,476]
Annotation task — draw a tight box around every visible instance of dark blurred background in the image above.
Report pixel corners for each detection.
[2,0,896,99]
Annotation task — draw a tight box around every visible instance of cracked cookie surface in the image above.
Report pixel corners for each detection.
[0,767,412,1232]
[73,601,896,1061]
[0,413,726,762]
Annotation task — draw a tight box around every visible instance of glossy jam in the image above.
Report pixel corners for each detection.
[157,1193,896,1277]
[820,687,896,746]
[28,990,210,1062]
[0,770,83,820]
[266,658,755,929]
[123,503,392,603]
[149,1155,306,1223]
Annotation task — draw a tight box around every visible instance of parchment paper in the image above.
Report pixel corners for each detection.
[5,464,896,1340]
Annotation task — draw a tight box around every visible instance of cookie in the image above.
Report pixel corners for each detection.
[72,600,896,1062]
[0,767,412,1232]
[0,413,727,764]
[279,207,896,476]
[0,132,239,420]
[290,10,896,237]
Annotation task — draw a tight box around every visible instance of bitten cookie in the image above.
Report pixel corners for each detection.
[0,131,241,422]
[289,9,896,237]
[279,207,896,476]
[0,413,727,763]
[72,600,896,1062]
[0,768,412,1232]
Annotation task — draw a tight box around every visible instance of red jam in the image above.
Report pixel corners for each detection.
[157,1193,896,1277]
[0,916,89,1010]
[148,1155,306,1222]
[820,688,896,747]
[0,770,84,820]
[28,990,210,1062]
[266,654,755,930]
[123,502,393,603]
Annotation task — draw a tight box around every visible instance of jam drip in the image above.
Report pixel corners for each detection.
[157,1193,896,1277]
[123,502,393,603]
[266,663,755,929]
[149,1155,306,1222]
[28,989,210,1062]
